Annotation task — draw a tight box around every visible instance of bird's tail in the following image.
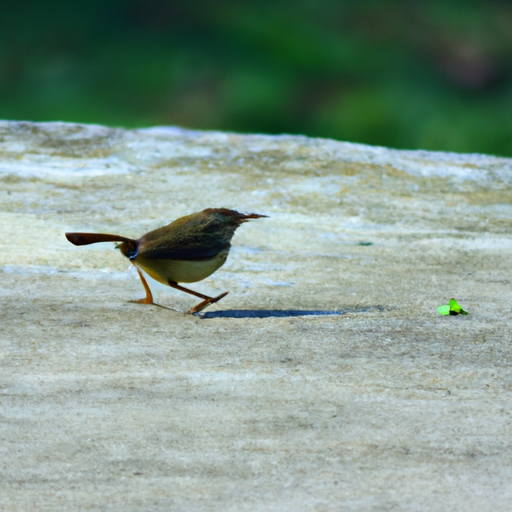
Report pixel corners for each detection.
[65,232,136,246]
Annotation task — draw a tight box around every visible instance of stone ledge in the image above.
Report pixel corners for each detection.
[1,121,511,511]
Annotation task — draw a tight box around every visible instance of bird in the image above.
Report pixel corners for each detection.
[65,208,267,313]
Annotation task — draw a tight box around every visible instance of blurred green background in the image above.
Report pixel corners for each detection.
[1,0,512,155]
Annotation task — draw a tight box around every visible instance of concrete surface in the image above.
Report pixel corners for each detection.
[1,121,512,511]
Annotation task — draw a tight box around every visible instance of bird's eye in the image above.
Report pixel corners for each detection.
[126,245,139,260]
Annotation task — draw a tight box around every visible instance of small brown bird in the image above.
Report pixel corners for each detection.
[65,208,267,313]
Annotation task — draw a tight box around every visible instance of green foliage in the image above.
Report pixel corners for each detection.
[1,0,512,155]
[438,299,469,316]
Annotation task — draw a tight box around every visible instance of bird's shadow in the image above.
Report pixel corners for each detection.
[198,305,386,319]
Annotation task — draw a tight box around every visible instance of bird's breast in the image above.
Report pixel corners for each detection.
[133,251,229,284]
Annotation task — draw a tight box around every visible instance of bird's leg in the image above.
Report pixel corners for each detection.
[168,281,229,314]
[131,267,154,304]
[188,292,229,314]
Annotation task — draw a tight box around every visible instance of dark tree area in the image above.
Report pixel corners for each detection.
[1,0,512,155]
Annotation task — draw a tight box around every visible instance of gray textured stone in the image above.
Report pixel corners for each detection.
[1,120,512,511]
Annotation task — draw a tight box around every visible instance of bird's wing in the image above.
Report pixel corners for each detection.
[138,209,266,261]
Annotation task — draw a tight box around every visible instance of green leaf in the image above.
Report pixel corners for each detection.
[449,298,468,315]
[449,298,461,314]
[438,304,451,316]
[438,298,468,316]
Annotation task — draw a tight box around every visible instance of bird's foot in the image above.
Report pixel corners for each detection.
[189,292,229,314]
[130,297,154,305]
